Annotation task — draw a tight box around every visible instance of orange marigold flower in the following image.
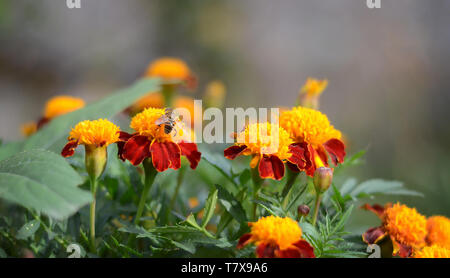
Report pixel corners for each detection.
[61,119,120,157]
[362,203,427,258]
[413,245,450,258]
[237,216,315,258]
[145,57,197,89]
[280,106,345,176]
[43,95,85,120]
[301,78,328,97]
[117,107,201,172]
[224,122,294,180]
[426,216,450,249]
[21,121,37,137]
[188,197,200,209]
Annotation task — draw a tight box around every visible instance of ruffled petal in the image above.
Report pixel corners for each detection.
[276,240,315,258]
[151,141,181,172]
[237,233,252,249]
[116,131,134,161]
[323,138,346,166]
[224,145,247,160]
[178,142,201,169]
[287,142,312,170]
[258,155,285,180]
[122,135,151,166]
[362,226,387,244]
[361,203,386,219]
[392,239,413,258]
[255,243,277,258]
[61,140,79,157]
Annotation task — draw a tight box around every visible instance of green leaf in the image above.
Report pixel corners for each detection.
[16,220,40,240]
[350,179,423,198]
[0,248,6,258]
[201,188,218,228]
[201,151,238,187]
[185,214,202,230]
[215,184,247,225]
[0,149,92,220]
[21,78,160,153]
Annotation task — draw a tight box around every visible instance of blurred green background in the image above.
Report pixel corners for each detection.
[0,0,449,225]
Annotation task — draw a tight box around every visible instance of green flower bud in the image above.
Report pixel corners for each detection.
[313,167,333,194]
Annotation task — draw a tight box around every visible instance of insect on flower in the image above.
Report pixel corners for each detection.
[154,108,183,136]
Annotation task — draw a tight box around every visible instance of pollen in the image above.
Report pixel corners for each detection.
[235,122,293,160]
[383,203,427,248]
[426,216,450,249]
[145,57,192,81]
[280,106,341,147]
[68,119,120,146]
[249,216,302,250]
[413,245,450,258]
[43,95,85,119]
[300,78,328,96]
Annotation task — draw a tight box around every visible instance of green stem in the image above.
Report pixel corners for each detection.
[312,193,323,227]
[251,167,263,221]
[89,178,98,254]
[281,171,300,209]
[169,166,186,216]
[134,159,157,225]
[162,84,176,107]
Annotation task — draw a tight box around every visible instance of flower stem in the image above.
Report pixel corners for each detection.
[251,167,263,221]
[169,166,186,218]
[134,159,157,225]
[162,84,176,107]
[312,193,323,227]
[281,170,300,209]
[89,177,98,254]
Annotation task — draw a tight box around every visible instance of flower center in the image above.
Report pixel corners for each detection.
[250,216,302,250]
[69,119,120,146]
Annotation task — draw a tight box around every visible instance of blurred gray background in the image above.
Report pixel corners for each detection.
[1,0,449,219]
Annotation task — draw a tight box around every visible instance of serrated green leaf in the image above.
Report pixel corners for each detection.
[16,220,40,240]
[202,188,218,228]
[351,179,423,198]
[215,184,247,224]
[0,150,92,220]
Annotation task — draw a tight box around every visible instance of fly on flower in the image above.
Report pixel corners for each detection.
[237,216,315,258]
[117,107,201,172]
[280,106,346,176]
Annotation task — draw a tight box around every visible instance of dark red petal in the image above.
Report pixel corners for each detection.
[237,233,252,249]
[36,117,50,130]
[178,142,201,169]
[256,243,277,258]
[305,144,318,177]
[117,132,135,161]
[61,140,79,158]
[286,161,300,172]
[323,138,346,166]
[277,240,315,258]
[394,241,413,258]
[362,226,387,244]
[118,131,134,141]
[361,203,385,219]
[224,145,247,160]
[151,141,181,172]
[287,143,308,170]
[122,135,151,166]
[258,155,285,180]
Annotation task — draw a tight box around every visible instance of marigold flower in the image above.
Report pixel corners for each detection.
[21,122,37,137]
[188,197,200,209]
[413,245,450,258]
[61,119,120,158]
[362,203,427,257]
[145,57,197,89]
[237,216,315,258]
[42,95,85,122]
[280,106,345,176]
[224,122,294,180]
[204,80,226,108]
[301,78,328,97]
[426,216,450,249]
[117,107,201,172]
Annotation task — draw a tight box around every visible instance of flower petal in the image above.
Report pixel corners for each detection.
[151,141,181,172]
[392,239,413,258]
[258,155,285,180]
[362,226,387,244]
[178,142,201,169]
[224,145,247,160]
[323,138,346,166]
[288,142,313,170]
[122,135,151,166]
[116,131,134,161]
[256,243,277,258]
[237,233,252,249]
[361,203,386,219]
[61,140,79,157]
[276,240,315,258]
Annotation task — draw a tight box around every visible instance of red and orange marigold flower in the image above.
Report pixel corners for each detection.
[117,107,201,172]
[362,203,428,257]
[279,106,346,176]
[237,216,315,258]
[413,245,450,258]
[145,57,197,90]
[426,216,450,249]
[224,122,294,180]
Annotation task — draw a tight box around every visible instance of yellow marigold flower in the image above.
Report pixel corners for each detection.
[280,106,341,147]
[130,107,175,141]
[129,92,164,114]
[383,203,427,248]
[67,119,120,147]
[145,57,196,89]
[237,216,315,258]
[426,216,450,249]
[300,78,328,97]
[43,95,85,119]
[413,245,450,258]
[21,121,37,137]
[224,123,293,180]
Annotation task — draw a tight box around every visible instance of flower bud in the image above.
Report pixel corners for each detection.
[85,144,107,184]
[313,167,333,193]
[298,204,310,217]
